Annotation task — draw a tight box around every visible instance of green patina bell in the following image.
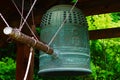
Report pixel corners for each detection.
[38,5,91,76]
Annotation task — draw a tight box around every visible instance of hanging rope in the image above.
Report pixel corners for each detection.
[1,0,78,79]
[0,13,10,28]
[19,0,37,31]
[5,1,38,79]
[11,0,38,41]
[24,47,33,80]
[30,0,35,26]
[48,0,78,45]
[11,1,38,79]
[19,0,24,27]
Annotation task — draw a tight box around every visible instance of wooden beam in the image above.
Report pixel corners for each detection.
[3,27,53,55]
[78,0,120,16]
[89,28,120,40]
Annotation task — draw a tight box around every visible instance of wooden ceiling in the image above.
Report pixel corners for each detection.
[0,0,120,47]
[1,0,120,26]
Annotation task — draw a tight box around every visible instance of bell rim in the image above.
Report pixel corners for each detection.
[38,68,92,76]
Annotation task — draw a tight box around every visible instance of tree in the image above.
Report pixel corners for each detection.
[86,13,120,80]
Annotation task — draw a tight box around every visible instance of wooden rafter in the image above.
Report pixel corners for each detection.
[89,27,120,40]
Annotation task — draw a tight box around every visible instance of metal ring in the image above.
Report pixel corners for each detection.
[46,44,50,53]
[14,29,21,39]
[32,37,37,47]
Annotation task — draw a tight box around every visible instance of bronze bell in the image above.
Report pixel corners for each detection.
[38,5,91,76]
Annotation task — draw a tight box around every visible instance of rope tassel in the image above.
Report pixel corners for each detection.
[3,27,53,55]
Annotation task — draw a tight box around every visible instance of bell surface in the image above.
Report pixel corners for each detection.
[38,5,91,76]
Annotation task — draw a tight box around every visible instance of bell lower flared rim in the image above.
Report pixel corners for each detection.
[38,68,92,76]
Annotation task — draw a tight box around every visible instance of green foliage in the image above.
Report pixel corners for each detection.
[72,0,77,3]
[0,57,16,80]
[86,13,120,30]
[36,26,41,35]
[0,43,16,60]
[86,13,120,80]
[111,12,120,22]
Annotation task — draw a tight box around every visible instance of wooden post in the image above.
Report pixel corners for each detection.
[15,25,38,80]
[16,44,34,80]
[15,25,37,80]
